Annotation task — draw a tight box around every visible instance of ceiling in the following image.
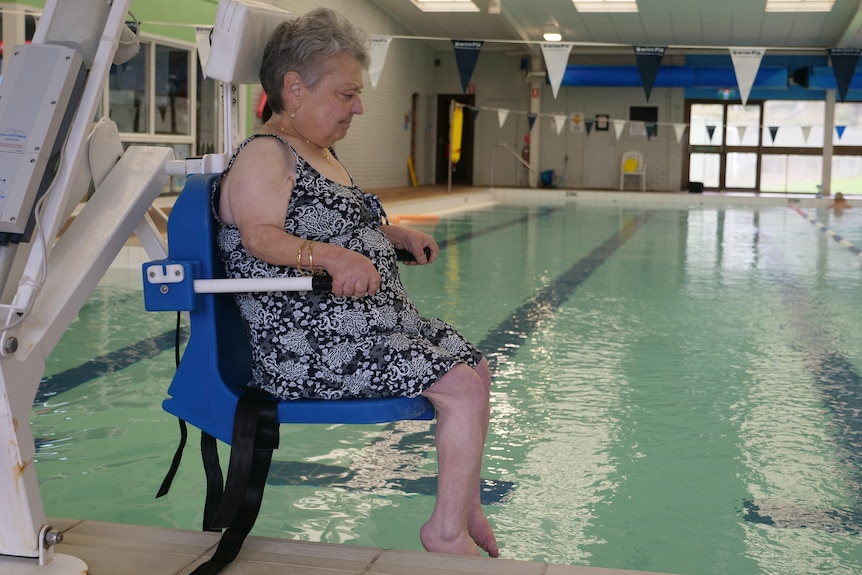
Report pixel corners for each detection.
[367,0,862,56]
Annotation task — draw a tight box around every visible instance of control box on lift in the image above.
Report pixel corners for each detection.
[0,43,82,243]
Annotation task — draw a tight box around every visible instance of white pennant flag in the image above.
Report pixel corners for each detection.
[801,126,812,143]
[674,123,688,143]
[729,48,765,106]
[498,108,510,128]
[196,27,212,78]
[613,119,626,140]
[737,125,747,143]
[540,43,574,98]
[554,114,567,135]
[369,36,393,89]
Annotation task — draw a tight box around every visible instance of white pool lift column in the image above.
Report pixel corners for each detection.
[0,0,174,572]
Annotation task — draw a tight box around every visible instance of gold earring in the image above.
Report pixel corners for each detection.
[290,108,296,119]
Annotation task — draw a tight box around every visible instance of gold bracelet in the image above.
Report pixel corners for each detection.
[307,241,315,274]
[296,240,310,274]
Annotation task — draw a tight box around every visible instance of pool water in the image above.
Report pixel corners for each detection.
[33,198,862,575]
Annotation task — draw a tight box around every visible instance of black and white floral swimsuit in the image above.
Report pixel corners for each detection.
[213,134,483,400]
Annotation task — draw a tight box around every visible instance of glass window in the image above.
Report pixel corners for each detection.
[831,156,862,194]
[689,153,720,188]
[833,103,862,146]
[155,44,190,135]
[689,104,723,145]
[763,101,824,147]
[197,58,219,154]
[761,154,822,193]
[726,153,758,188]
[726,105,760,146]
[109,42,149,133]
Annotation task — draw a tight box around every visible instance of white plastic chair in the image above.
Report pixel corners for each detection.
[620,151,646,191]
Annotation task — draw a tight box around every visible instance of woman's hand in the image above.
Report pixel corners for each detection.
[322,245,381,297]
[383,225,438,265]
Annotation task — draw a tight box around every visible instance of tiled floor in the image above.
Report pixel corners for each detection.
[38,517,673,575]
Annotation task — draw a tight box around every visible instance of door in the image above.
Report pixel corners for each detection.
[436,94,475,186]
[686,102,762,192]
[584,105,618,189]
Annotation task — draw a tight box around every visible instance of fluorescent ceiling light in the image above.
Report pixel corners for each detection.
[765,0,834,12]
[410,0,480,12]
[543,32,563,42]
[573,0,638,13]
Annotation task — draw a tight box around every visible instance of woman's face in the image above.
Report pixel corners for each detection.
[300,53,364,146]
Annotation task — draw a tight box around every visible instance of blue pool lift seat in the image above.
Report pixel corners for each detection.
[145,174,434,444]
[142,173,434,575]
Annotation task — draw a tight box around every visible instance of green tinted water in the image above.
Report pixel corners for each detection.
[33,201,862,575]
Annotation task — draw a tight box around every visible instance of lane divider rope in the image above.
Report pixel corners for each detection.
[789,205,862,260]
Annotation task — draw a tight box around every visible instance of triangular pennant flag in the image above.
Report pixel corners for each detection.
[829,48,860,103]
[707,125,716,142]
[737,125,747,143]
[196,27,212,77]
[528,113,537,131]
[729,47,766,106]
[633,46,666,101]
[497,108,509,128]
[471,108,480,123]
[369,36,393,89]
[541,42,574,98]
[769,126,779,143]
[585,119,594,134]
[613,119,626,140]
[801,126,812,143]
[451,40,484,94]
[646,123,657,140]
[554,114,567,135]
[674,123,687,143]
[836,125,847,140]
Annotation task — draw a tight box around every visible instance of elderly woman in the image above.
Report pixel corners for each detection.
[212,7,498,558]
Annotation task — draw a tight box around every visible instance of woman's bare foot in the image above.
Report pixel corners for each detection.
[468,508,499,557]
[420,521,481,556]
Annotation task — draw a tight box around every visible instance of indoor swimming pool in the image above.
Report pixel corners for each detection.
[32,195,862,575]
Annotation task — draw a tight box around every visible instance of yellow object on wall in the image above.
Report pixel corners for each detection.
[623,158,638,173]
[450,104,463,165]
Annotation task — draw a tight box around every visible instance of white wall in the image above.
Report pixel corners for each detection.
[537,85,687,192]
[266,0,437,188]
[265,2,690,191]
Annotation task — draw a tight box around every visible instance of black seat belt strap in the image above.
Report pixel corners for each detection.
[155,418,188,498]
[190,391,279,575]
[201,431,223,532]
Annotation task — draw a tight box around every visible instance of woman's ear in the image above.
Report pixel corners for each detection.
[283,71,302,109]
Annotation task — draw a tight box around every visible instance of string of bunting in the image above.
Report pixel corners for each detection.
[126,16,862,141]
[451,101,853,144]
[150,15,860,106]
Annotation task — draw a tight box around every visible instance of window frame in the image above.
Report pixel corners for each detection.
[104,34,197,148]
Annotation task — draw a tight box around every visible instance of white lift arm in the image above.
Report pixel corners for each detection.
[0,0,173,572]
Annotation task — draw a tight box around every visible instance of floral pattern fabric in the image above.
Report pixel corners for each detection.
[213,134,483,400]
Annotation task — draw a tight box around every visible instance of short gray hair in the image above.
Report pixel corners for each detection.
[260,7,369,114]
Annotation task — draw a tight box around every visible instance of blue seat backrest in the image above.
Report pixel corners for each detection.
[161,174,433,445]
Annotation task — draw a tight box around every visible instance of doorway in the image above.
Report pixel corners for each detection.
[436,94,475,186]
[686,101,763,192]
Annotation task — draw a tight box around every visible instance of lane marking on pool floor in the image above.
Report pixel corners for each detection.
[743,225,862,533]
[477,211,653,371]
[789,205,862,259]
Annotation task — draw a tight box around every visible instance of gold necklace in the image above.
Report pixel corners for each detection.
[265,121,331,161]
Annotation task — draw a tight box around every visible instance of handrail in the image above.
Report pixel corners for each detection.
[489,143,534,188]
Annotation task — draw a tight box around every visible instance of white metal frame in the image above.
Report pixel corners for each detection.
[0,1,173,572]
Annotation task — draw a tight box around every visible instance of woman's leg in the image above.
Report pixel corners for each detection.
[420,360,498,556]
[467,358,498,556]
